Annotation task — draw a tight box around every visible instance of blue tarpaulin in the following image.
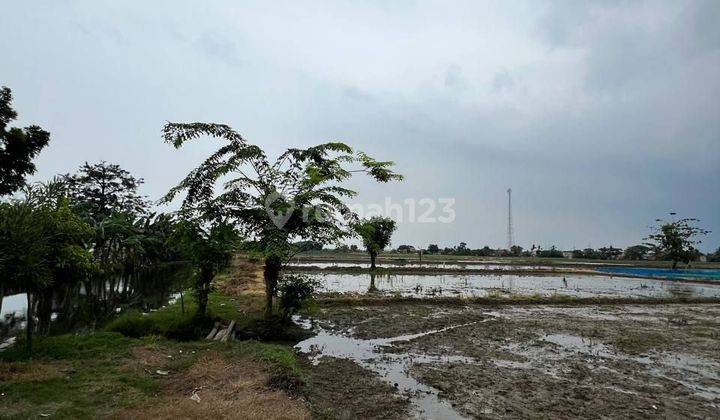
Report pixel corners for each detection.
[596,267,720,282]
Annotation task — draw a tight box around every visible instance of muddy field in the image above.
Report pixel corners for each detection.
[296,303,720,419]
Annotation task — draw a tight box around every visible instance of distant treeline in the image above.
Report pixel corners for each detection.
[329,242,719,262]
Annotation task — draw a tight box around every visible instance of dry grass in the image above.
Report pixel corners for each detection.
[120,261,311,419]
[215,256,266,314]
[0,360,71,382]
[121,349,310,420]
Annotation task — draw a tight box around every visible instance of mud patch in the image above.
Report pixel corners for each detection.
[308,305,484,339]
[302,356,409,419]
[303,303,720,419]
[296,315,494,418]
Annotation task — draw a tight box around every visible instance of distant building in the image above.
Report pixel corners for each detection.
[562,251,574,259]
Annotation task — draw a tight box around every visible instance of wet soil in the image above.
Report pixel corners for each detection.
[298,303,720,419]
[302,356,409,419]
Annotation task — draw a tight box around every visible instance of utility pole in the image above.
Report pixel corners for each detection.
[507,188,514,250]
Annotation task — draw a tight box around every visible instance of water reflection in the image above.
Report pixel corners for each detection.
[1,262,191,339]
[368,272,378,293]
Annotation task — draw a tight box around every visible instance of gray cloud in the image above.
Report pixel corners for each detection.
[1,0,717,251]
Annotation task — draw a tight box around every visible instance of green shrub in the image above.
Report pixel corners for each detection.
[106,311,157,338]
[106,292,240,340]
[276,275,320,323]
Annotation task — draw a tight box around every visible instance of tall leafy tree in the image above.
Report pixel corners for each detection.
[0,87,51,196]
[354,217,397,269]
[645,217,709,269]
[0,200,49,332]
[0,182,94,353]
[171,217,238,319]
[622,245,651,261]
[62,162,152,306]
[161,122,402,317]
[62,161,149,223]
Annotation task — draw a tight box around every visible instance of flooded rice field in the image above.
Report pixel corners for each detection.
[289,261,560,271]
[309,273,720,300]
[295,303,720,419]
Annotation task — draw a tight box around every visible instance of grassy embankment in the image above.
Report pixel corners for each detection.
[0,259,310,419]
[317,293,720,307]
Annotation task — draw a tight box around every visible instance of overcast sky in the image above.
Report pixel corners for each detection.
[1,1,718,251]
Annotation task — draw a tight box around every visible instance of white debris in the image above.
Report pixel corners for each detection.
[190,392,201,403]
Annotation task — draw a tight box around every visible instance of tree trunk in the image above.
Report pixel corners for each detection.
[672,260,678,270]
[264,255,282,318]
[370,252,377,270]
[26,292,35,356]
[179,290,185,315]
[195,266,214,319]
[36,287,54,335]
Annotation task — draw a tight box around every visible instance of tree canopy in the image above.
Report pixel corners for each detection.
[161,122,402,316]
[0,87,50,196]
[645,217,709,269]
[171,217,238,318]
[62,161,149,222]
[623,245,651,261]
[0,181,94,351]
[354,216,396,269]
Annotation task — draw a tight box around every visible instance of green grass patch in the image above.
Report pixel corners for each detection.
[0,332,136,362]
[317,294,720,307]
[0,333,159,419]
[0,332,306,419]
[106,291,243,340]
[297,297,322,317]
[250,342,303,379]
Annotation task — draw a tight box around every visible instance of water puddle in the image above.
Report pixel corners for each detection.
[542,333,615,358]
[295,316,492,419]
